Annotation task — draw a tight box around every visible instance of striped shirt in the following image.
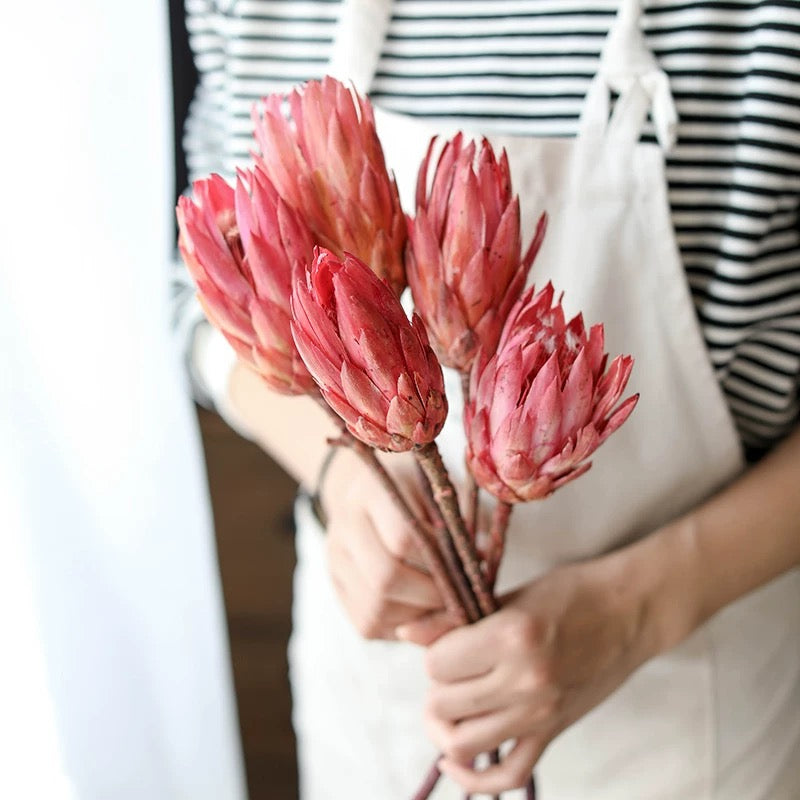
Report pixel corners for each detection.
[173,0,800,460]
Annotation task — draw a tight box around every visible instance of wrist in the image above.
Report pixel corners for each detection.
[320,445,365,513]
[616,515,706,662]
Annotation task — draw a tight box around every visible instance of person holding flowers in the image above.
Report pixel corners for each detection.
[174,0,800,797]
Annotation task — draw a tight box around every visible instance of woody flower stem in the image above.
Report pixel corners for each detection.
[416,461,481,623]
[313,397,467,626]
[412,446,533,800]
[486,501,514,591]
[413,442,497,617]
[412,763,442,800]
[460,373,480,542]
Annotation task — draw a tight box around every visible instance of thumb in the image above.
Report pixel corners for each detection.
[396,609,458,646]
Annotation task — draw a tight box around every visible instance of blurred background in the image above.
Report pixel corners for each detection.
[170,3,301,790]
[1,3,300,798]
[198,409,299,800]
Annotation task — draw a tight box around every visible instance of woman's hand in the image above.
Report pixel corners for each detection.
[398,527,700,795]
[227,359,450,640]
[321,447,450,640]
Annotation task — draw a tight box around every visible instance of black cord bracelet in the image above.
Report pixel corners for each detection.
[308,445,340,528]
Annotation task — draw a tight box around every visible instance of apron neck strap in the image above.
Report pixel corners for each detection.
[327,0,393,95]
[580,0,678,151]
[326,0,677,151]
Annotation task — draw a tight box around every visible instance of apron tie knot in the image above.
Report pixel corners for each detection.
[598,3,679,151]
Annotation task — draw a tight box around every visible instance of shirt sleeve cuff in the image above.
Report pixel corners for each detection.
[191,324,254,439]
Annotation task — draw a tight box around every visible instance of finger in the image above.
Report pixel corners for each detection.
[366,489,423,562]
[426,704,533,764]
[439,735,543,795]
[376,559,442,609]
[331,570,437,640]
[395,610,457,646]
[334,510,441,609]
[425,669,504,721]
[425,621,497,682]
[327,530,437,638]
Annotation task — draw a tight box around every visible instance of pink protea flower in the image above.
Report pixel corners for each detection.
[407,133,548,373]
[252,76,407,295]
[291,248,448,451]
[465,283,638,503]
[177,171,316,395]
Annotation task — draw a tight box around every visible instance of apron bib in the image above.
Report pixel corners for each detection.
[291,1,800,797]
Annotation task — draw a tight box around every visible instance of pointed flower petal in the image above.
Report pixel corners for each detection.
[290,249,448,451]
[464,283,637,502]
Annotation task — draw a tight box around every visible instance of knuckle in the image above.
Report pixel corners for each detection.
[356,607,384,640]
[423,710,447,750]
[442,730,469,761]
[385,527,415,559]
[424,692,442,719]
[372,558,398,595]
[508,764,533,790]
[519,658,555,695]
[500,610,546,653]
[532,656,557,690]
[535,694,562,724]
[424,713,469,761]
[423,648,442,680]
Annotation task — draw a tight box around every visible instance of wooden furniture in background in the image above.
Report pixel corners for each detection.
[197,406,300,800]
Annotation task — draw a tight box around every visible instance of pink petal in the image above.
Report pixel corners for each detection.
[592,355,634,423]
[521,211,548,271]
[386,393,423,438]
[487,199,521,291]
[397,370,425,415]
[559,347,594,436]
[550,461,592,491]
[598,393,639,441]
[340,359,390,425]
[530,376,563,464]
[525,351,561,412]
[352,415,398,451]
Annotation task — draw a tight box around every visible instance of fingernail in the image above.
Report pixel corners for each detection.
[395,625,410,641]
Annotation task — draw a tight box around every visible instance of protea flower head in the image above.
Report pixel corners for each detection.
[465,283,638,503]
[252,76,407,295]
[407,133,548,373]
[291,248,448,451]
[177,170,316,395]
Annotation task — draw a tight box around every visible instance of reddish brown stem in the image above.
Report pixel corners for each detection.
[412,762,441,800]
[486,501,513,591]
[416,462,481,623]
[459,372,480,542]
[414,442,496,616]
[411,439,496,799]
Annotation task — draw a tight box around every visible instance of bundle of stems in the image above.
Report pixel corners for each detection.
[318,391,535,800]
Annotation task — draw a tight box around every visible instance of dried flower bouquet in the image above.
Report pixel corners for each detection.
[178,76,637,800]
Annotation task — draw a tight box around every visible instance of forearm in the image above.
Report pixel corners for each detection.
[629,424,800,656]
[226,359,339,490]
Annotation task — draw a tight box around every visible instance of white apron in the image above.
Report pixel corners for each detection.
[290,1,800,797]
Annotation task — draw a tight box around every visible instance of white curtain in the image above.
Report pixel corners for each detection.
[0,3,247,798]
